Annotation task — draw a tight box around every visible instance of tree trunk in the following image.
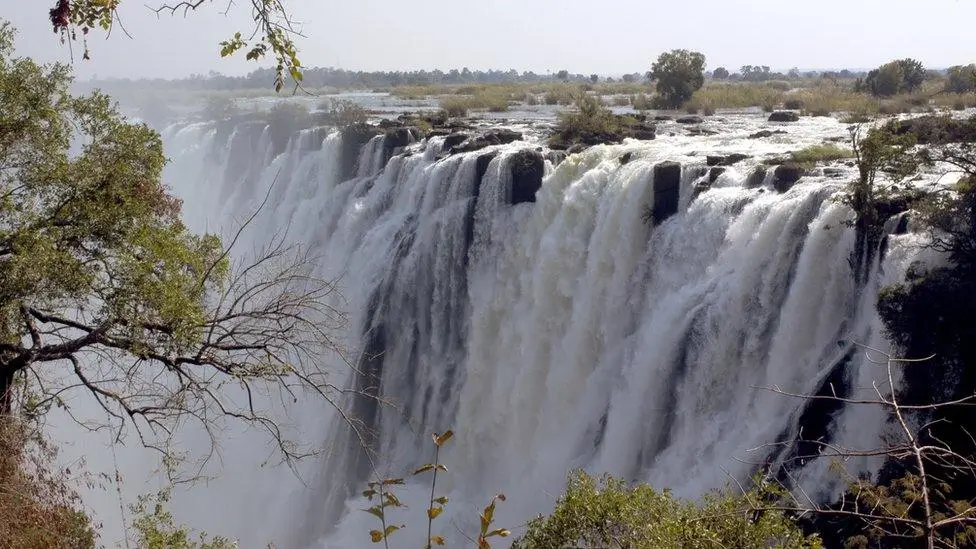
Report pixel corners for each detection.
[0,365,14,416]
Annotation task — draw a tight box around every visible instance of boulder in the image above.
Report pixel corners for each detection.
[442,132,468,151]
[426,129,452,138]
[706,153,750,167]
[340,123,383,180]
[708,166,726,183]
[651,161,682,225]
[566,143,589,155]
[654,115,673,121]
[773,163,805,192]
[620,151,634,165]
[627,125,657,140]
[746,167,767,188]
[822,167,847,178]
[509,149,545,205]
[475,151,499,188]
[676,115,703,124]
[748,129,788,139]
[768,111,800,122]
[452,128,524,154]
[547,150,567,166]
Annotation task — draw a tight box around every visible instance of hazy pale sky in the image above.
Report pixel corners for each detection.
[1,0,974,79]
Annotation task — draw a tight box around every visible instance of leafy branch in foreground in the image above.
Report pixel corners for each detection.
[47,0,304,91]
[361,429,509,548]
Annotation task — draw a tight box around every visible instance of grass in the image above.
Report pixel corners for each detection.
[789,143,853,165]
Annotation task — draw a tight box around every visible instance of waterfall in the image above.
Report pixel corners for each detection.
[154,117,932,548]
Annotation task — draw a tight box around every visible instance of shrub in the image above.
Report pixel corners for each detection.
[648,49,706,108]
[512,472,821,548]
[864,58,926,97]
[631,92,653,111]
[324,98,368,128]
[784,97,804,110]
[712,66,730,79]
[131,490,237,549]
[0,419,96,549]
[439,96,468,117]
[612,95,631,106]
[945,64,976,94]
[789,143,853,165]
[686,83,784,110]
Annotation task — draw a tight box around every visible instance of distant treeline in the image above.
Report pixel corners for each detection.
[80,65,886,93]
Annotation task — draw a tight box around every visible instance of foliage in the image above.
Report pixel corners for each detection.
[130,489,237,549]
[513,471,821,548]
[549,90,621,147]
[862,59,927,97]
[0,418,96,549]
[48,0,303,92]
[712,66,730,80]
[789,143,853,165]
[631,92,653,111]
[648,49,707,108]
[201,96,240,120]
[0,24,345,472]
[361,430,509,549]
[945,65,976,94]
[323,98,368,128]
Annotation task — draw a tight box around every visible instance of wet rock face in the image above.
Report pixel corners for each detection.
[772,163,806,192]
[749,129,788,139]
[768,111,800,122]
[451,129,524,154]
[706,153,750,167]
[442,132,468,152]
[676,115,704,124]
[651,161,682,225]
[509,149,546,205]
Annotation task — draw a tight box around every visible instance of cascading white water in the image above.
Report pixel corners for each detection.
[152,114,933,549]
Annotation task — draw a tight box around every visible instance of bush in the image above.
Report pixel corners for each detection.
[784,98,804,110]
[439,96,469,117]
[686,82,784,110]
[512,472,821,549]
[945,64,976,94]
[0,419,96,549]
[323,98,368,128]
[631,92,653,111]
[789,143,853,165]
[863,58,926,97]
[131,490,237,549]
[648,49,706,108]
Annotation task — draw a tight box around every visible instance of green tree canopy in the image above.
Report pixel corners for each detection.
[0,22,345,467]
[946,64,976,94]
[48,0,302,91]
[862,58,926,97]
[648,49,706,108]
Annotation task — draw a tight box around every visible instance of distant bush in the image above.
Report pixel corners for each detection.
[543,84,577,106]
[712,66,730,79]
[945,64,976,94]
[631,92,653,111]
[323,98,368,128]
[201,96,240,120]
[790,143,853,165]
[862,58,926,97]
[686,83,783,111]
[440,96,469,117]
[512,472,821,549]
[612,95,631,106]
[784,98,804,110]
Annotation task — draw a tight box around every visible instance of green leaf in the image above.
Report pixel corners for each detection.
[383,525,401,537]
[413,464,435,476]
[486,528,510,538]
[362,506,384,520]
[434,496,449,505]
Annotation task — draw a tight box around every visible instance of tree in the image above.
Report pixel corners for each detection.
[863,58,927,97]
[589,73,598,84]
[47,0,302,91]
[621,73,636,83]
[712,66,730,79]
[945,64,976,94]
[0,24,347,468]
[648,49,706,109]
[556,69,570,82]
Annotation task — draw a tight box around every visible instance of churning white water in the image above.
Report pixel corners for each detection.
[147,112,937,548]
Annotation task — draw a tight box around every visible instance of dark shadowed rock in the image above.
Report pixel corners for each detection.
[676,115,703,124]
[509,149,545,205]
[768,111,800,122]
[340,123,383,180]
[708,166,726,183]
[706,153,750,167]
[567,143,588,155]
[746,167,767,188]
[773,163,805,192]
[654,115,673,121]
[427,129,452,138]
[547,151,567,166]
[620,152,634,165]
[652,161,682,224]
[823,167,847,178]
[442,132,468,151]
[451,128,523,154]
[748,129,788,139]
[475,151,499,185]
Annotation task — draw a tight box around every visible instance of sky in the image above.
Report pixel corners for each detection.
[1,0,974,80]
